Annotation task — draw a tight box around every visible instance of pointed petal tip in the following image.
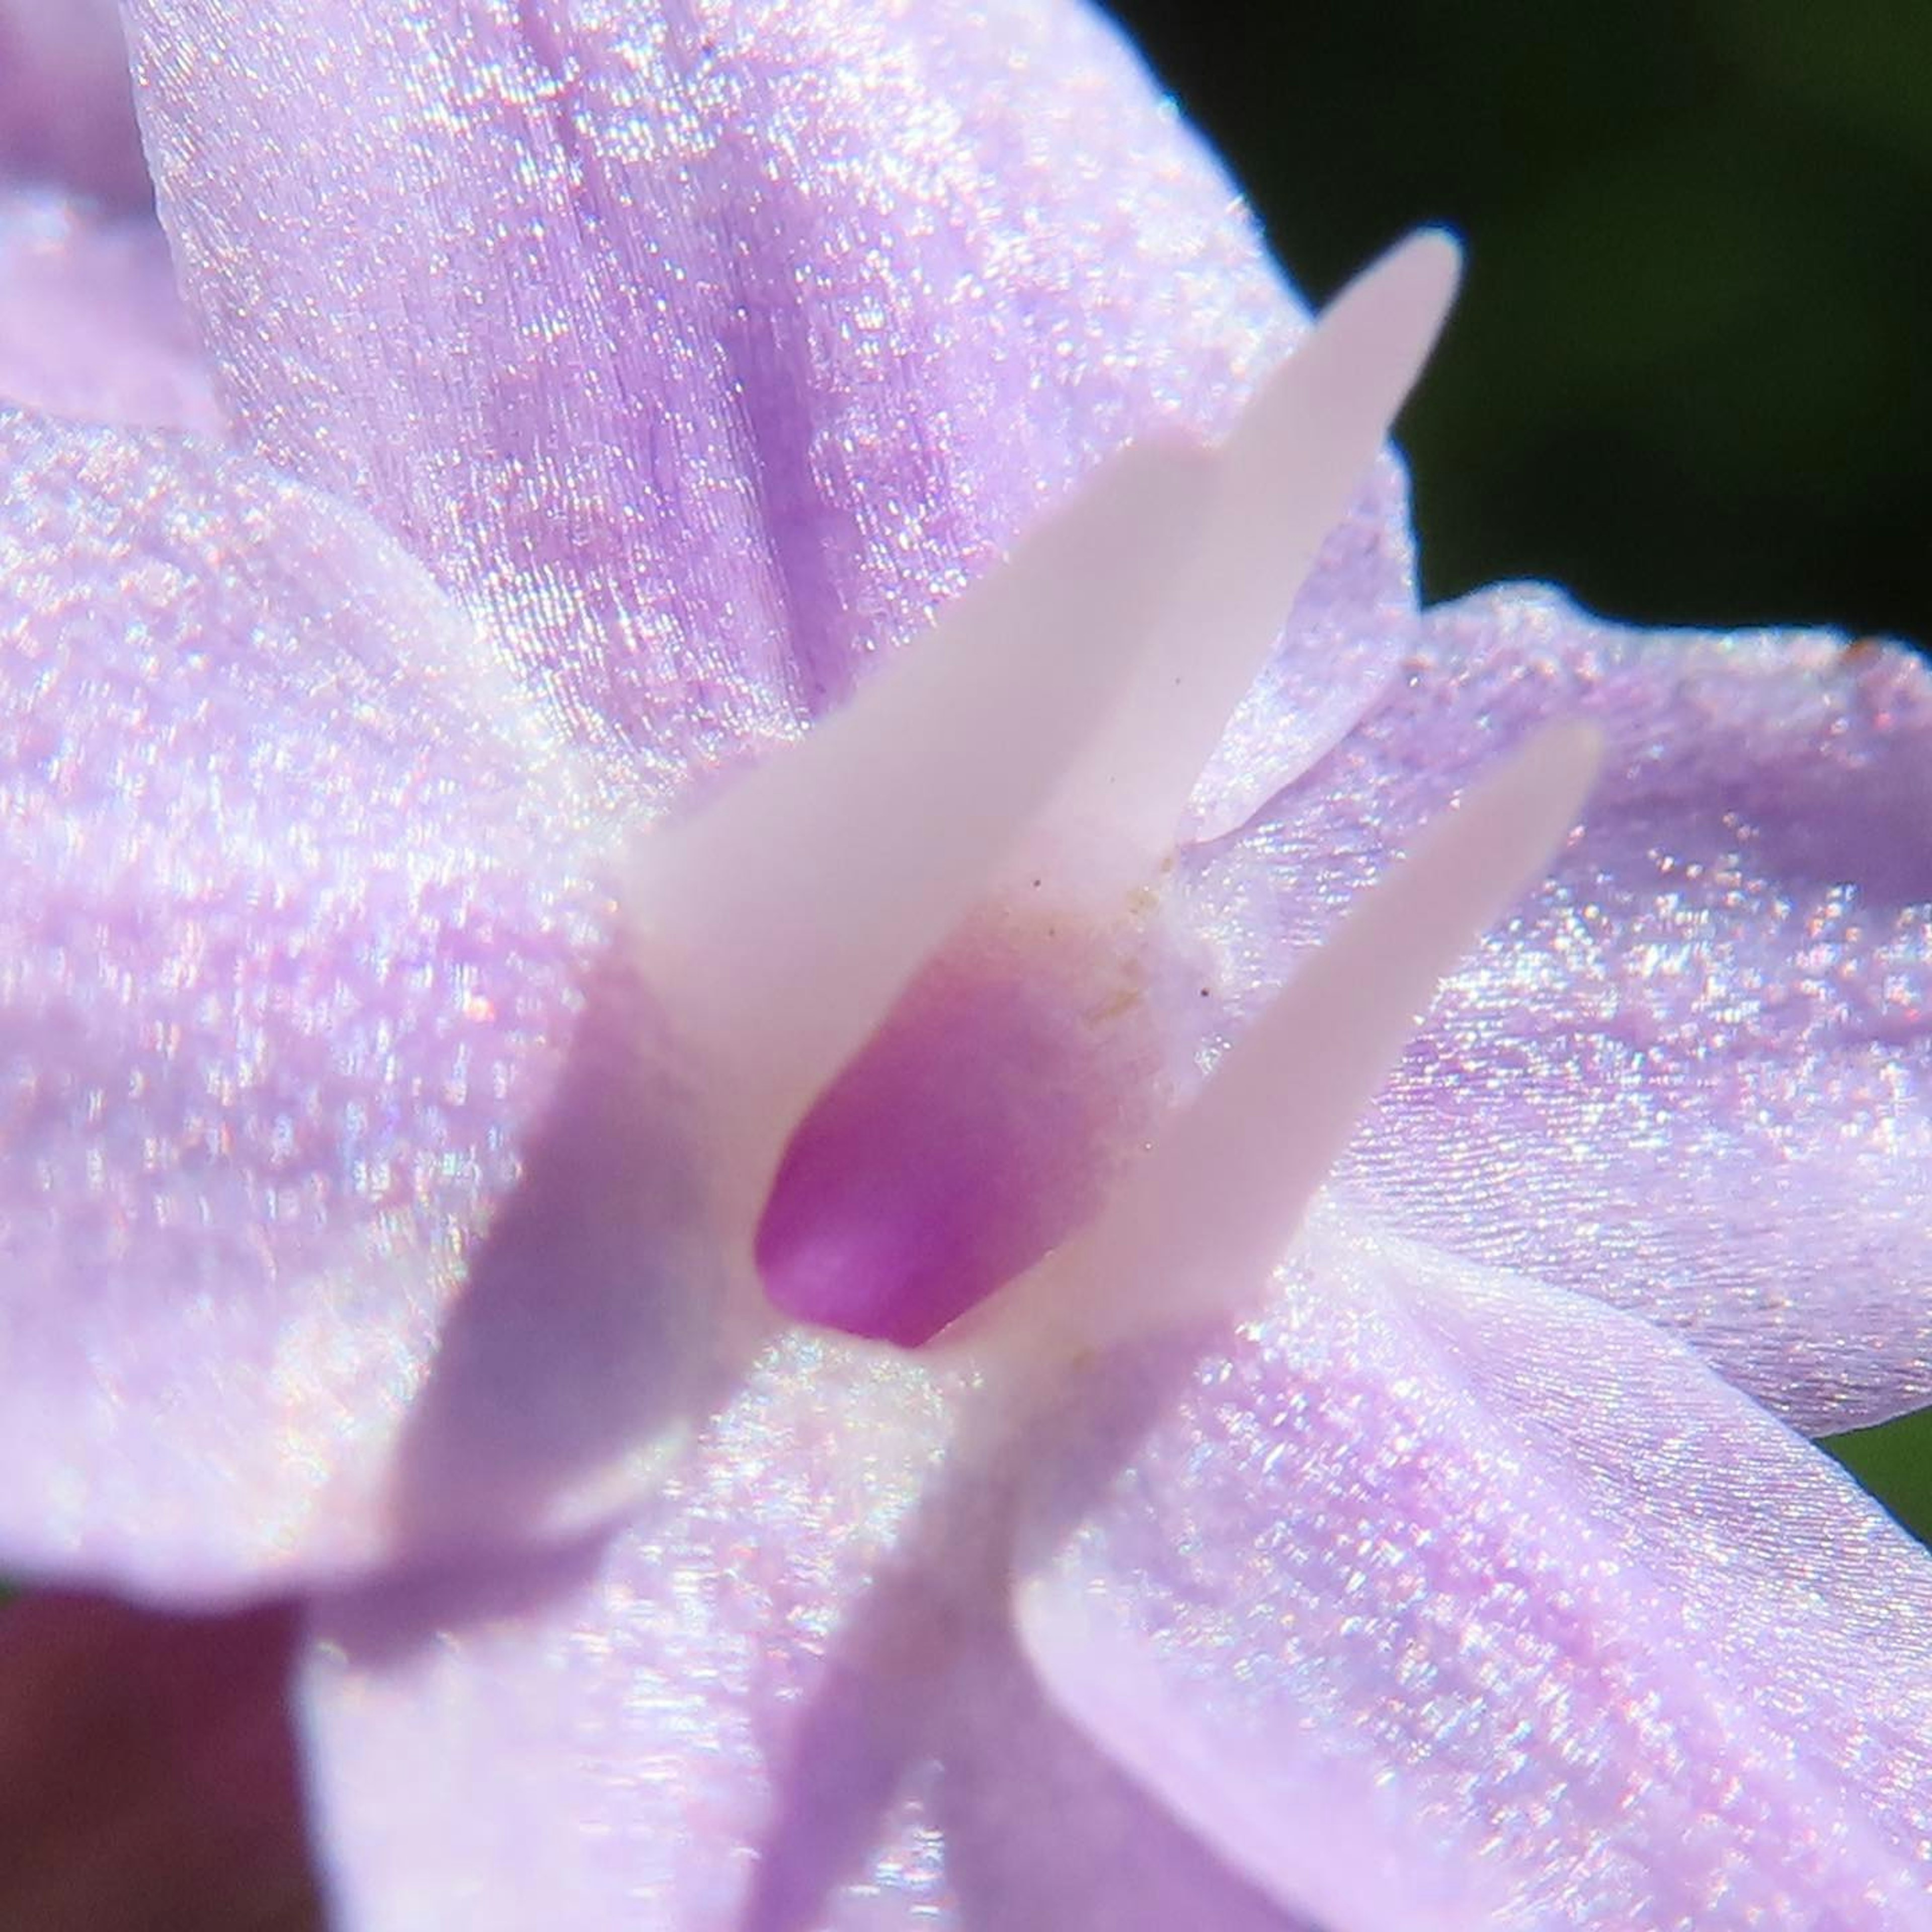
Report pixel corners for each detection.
[977,717,1603,1365]
[1063,231,1462,850]
[1396,224,1465,295]
[1326,226,1464,389]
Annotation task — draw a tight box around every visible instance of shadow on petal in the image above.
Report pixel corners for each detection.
[388,951,742,1560]
[743,1324,1217,1930]
[936,1621,1310,1932]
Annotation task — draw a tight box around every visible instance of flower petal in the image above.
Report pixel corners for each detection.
[123,0,1413,824]
[1011,1588,1491,1932]
[0,1590,314,1931]
[301,1336,965,1932]
[0,409,617,1594]
[1187,588,1932,1431]
[304,1329,1328,1931]
[923,1618,1317,1932]
[0,191,220,432]
[0,0,148,206]
[1017,1216,1932,1930]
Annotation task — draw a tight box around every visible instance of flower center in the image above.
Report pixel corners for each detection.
[755,882,1187,1345]
[625,233,1588,1370]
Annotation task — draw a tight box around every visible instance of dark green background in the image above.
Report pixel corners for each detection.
[1103,0,1931,1539]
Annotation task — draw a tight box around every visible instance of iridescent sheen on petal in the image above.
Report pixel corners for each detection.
[0,411,616,1592]
[123,0,1414,825]
[304,1324,1339,1932]
[301,1334,966,1932]
[1017,1216,1932,1931]
[1187,587,1932,1432]
[5,0,1924,1918]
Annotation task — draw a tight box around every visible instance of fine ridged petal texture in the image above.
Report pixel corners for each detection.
[302,1329,1324,1932]
[302,1334,964,1932]
[0,409,618,1591]
[996,722,1599,1363]
[0,0,148,206]
[6,3,1930,1925]
[630,438,1214,1192]
[1017,1214,1932,1931]
[0,192,220,432]
[122,0,1414,826]
[746,240,1461,1349]
[1186,586,1932,1433]
[1015,1596,1495,1932]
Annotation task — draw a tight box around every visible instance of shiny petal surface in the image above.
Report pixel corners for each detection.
[1019,1216,1932,1931]
[1016,1591,1496,1932]
[0,1590,315,1931]
[303,1325,1328,1932]
[0,0,148,206]
[0,410,616,1593]
[124,0,1413,826]
[303,1336,961,1932]
[0,191,220,432]
[1187,587,1932,1432]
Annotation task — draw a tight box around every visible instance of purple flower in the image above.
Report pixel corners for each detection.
[3,4,1929,1928]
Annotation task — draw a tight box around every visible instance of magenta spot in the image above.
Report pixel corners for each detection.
[755,919,1165,1347]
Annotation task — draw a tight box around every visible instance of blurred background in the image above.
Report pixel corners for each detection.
[1103,0,1931,1536]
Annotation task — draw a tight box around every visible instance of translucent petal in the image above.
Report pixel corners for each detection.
[0,192,219,433]
[632,438,1212,1190]
[302,1335,967,1932]
[0,0,148,206]
[1017,1215,1932,1930]
[983,723,1598,1360]
[124,0,1413,822]
[303,1327,1325,1931]
[1187,586,1932,1430]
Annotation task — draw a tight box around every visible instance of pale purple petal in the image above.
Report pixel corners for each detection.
[1187,587,1932,1432]
[123,0,1412,826]
[0,409,618,1594]
[1018,1218,1932,1930]
[301,1338,962,1932]
[0,191,219,432]
[928,1618,1336,1932]
[1014,1590,1498,1932]
[303,1325,1336,1932]
[0,0,148,206]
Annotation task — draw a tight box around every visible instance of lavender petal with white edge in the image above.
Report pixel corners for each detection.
[1014,1597,1495,1932]
[752,234,1462,1349]
[397,438,1222,1541]
[1066,229,1453,850]
[973,721,1599,1364]
[1185,586,1932,1433]
[632,437,1214,1204]
[0,409,618,1594]
[123,0,1414,825]
[0,192,220,432]
[1056,231,1458,852]
[0,0,148,206]
[1016,1215,1932,1931]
